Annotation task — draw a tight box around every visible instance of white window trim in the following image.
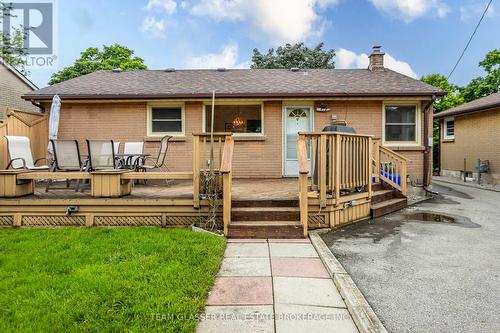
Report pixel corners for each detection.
[382,101,421,147]
[147,103,185,137]
[443,117,455,140]
[202,102,265,137]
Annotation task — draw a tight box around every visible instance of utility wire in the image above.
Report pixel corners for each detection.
[447,0,493,79]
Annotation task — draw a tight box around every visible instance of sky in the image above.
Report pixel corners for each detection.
[21,0,500,88]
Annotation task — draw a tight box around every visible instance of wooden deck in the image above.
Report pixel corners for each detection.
[0,131,409,237]
[21,178,298,201]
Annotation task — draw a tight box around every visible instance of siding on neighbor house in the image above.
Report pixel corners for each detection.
[0,64,38,116]
[440,108,500,184]
[53,99,428,180]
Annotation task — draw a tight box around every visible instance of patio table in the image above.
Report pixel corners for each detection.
[116,153,151,170]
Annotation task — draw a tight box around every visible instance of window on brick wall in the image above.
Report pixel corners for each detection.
[204,104,263,135]
[148,105,184,136]
[384,104,419,144]
[443,117,454,140]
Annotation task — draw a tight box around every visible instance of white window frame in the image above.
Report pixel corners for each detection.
[147,103,185,137]
[382,101,421,146]
[443,117,455,140]
[202,102,265,137]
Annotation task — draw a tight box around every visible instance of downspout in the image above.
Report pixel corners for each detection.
[30,99,46,112]
[423,96,436,188]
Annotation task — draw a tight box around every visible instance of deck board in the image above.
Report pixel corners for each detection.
[23,178,299,201]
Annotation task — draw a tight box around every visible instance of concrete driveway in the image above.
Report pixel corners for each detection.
[321,181,500,333]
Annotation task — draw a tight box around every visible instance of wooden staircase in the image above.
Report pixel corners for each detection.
[227,200,304,238]
[370,183,407,218]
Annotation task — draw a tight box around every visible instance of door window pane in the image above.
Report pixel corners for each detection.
[286,108,310,160]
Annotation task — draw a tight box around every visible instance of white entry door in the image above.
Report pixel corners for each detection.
[284,106,312,176]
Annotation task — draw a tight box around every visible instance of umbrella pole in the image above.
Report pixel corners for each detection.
[209,90,215,176]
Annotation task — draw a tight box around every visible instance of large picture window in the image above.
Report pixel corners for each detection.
[149,106,183,135]
[205,105,262,134]
[384,105,417,143]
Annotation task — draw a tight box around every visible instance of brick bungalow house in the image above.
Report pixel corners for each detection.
[0,59,38,117]
[435,92,500,185]
[22,47,444,184]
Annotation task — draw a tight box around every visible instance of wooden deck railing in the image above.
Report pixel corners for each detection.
[298,132,373,204]
[297,132,373,236]
[297,138,309,238]
[192,133,233,208]
[372,139,381,182]
[377,146,408,195]
[220,136,234,235]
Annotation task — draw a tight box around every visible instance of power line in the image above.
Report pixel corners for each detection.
[447,0,493,79]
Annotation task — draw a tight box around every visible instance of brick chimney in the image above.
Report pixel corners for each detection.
[368,46,385,71]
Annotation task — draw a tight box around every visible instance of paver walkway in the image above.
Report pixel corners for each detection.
[197,239,359,333]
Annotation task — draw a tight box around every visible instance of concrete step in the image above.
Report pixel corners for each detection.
[228,221,304,239]
[370,198,407,218]
[231,207,300,222]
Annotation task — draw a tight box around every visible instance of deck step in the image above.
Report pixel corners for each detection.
[371,189,395,204]
[371,183,388,191]
[228,221,304,239]
[370,198,407,218]
[232,199,299,208]
[232,207,300,222]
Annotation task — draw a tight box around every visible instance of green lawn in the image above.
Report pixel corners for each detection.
[0,228,226,332]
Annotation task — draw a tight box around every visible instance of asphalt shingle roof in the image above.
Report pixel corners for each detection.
[23,68,444,100]
[434,92,500,119]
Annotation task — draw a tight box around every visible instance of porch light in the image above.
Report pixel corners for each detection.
[232,116,244,128]
[316,104,330,112]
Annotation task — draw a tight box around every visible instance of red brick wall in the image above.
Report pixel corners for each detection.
[55,99,426,180]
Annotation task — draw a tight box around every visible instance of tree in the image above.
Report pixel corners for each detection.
[49,44,148,85]
[460,49,500,102]
[420,74,464,114]
[0,3,28,74]
[251,42,335,69]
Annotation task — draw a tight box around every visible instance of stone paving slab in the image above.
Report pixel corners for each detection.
[269,243,318,257]
[207,277,273,306]
[199,239,358,333]
[227,239,268,243]
[273,276,346,308]
[268,239,311,243]
[275,304,358,333]
[219,257,271,276]
[271,257,330,278]
[196,305,274,333]
[224,243,269,258]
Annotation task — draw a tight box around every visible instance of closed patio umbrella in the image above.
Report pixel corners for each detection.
[47,94,61,155]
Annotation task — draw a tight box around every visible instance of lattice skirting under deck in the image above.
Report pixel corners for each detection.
[0,215,14,226]
[308,213,328,229]
[22,215,86,226]
[1,214,222,228]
